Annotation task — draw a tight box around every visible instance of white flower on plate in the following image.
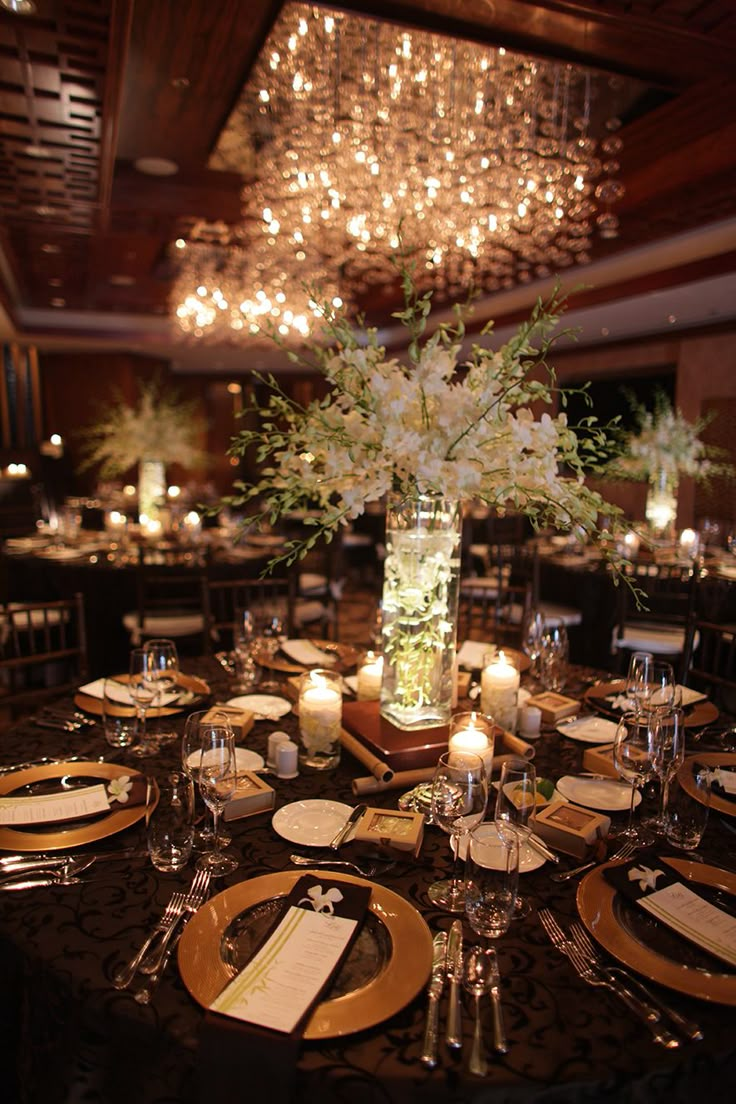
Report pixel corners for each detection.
[107,776,133,804]
[628,864,665,892]
[299,884,344,915]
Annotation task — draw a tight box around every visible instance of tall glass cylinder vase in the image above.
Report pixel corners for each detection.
[380,494,461,730]
[138,458,166,523]
[645,468,678,539]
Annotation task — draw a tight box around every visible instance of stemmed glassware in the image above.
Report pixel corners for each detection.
[494,759,537,918]
[253,606,285,693]
[538,621,569,693]
[182,710,232,850]
[626,650,654,711]
[143,638,180,742]
[197,719,239,875]
[613,711,658,842]
[641,707,685,834]
[521,608,546,687]
[127,647,158,757]
[428,750,488,912]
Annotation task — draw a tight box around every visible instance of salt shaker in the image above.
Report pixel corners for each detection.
[276,739,299,779]
[267,730,290,768]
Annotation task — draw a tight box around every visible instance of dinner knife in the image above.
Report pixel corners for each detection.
[445,919,463,1050]
[488,948,509,1054]
[420,930,448,1069]
[329,803,367,850]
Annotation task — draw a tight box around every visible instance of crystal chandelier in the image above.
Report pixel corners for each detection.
[172,2,625,342]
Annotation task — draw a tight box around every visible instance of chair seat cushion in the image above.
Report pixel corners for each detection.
[123,611,205,645]
[612,622,686,654]
[538,601,583,627]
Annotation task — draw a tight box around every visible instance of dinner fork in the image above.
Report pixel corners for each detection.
[568,922,703,1043]
[134,870,212,1004]
[549,838,637,883]
[538,909,679,1049]
[139,868,211,976]
[112,891,186,990]
[289,853,380,878]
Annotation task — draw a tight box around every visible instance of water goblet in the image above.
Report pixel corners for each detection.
[613,711,658,842]
[197,720,239,875]
[641,707,685,834]
[428,750,488,912]
[538,620,568,693]
[494,758,537,918]
[521,608,546,686]
[182,710,232,850]
[625,650,654,712]
[640,660,678,716]
[127,647,158,757]
[144,638,180,742]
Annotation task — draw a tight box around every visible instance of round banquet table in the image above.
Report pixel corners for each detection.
[1,658,735,1104]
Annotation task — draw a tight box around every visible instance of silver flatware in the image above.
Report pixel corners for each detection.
[539,908,679,1050]
[420,930,448,1069]
[569,922,703,1043]
[0,856,95,890]
[488,947,508,1055]
[139,868,211,978]
[445,919,463,1050]
[112,891,187,990]
[289,853,381,878]
[463,945,495,1074]
[329,803,367,849]
[0,846,145,873]
[526,831,559,863]
[549,838,637,883]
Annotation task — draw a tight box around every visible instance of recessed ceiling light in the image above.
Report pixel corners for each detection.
[109,274,136,286]
[50,297,66,308]
[134,157,179,177]
[1,0,36,13]
[48,278,62,287]
[41,243,61,254]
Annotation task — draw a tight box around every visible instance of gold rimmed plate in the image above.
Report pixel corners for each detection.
[583,680,718,729]
[254,639,360,675]
[577,856,736,1004]
[74,672,210,717]
[0,761,155,851]
[679,752,736,818]
[178,869,433,1038]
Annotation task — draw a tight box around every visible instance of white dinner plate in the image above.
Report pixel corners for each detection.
[555,774,641,812]
[226,694,291,720]
[456,821,546,873]
[186,747,264,774]
[555,716,619,744]
[272,799,353,846]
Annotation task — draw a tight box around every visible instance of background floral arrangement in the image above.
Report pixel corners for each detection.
[609,389,734,483]
[79,377,206,476]
[226,264,625,562]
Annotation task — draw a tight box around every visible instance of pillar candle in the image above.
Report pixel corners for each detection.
[448,712,495,773]
[480,651,520,732]
[357,652,383,701]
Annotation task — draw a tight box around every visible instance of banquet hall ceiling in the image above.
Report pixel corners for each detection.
[1,0,736,367]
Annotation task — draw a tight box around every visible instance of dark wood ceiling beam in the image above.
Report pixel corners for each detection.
[115,0,282,166]
[110,166,245,224]
[96,0,135,234]
[329,0,736,86]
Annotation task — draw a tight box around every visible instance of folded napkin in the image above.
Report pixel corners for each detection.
[605,855,736,967]
[78,678,180,708]
[705,765,736,803]
[457,640,496,670]
[199,874,371,1101]
[0,774,147,826]
[279,639,336,666]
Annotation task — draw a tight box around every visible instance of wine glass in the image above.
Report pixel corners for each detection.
[641,707,685,834]
[253,606,285,693]
[127,647,158,757]
[521,608,546,686]
[538,621,568,693]
[181,710,232,850]
[428,750,488,912]
[640,660,679,716]
[144,638,180,742]
[494,759,537,918]
[625,650,654,712]
[197,720,239,875]
[612,711,658,842]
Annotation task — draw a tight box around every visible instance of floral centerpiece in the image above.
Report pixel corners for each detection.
[80,378,205,522]
[607,390,733,536]
[226,266,623,729]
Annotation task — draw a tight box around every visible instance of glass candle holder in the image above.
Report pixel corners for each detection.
[448,711,495,774]
[480,650,520,732]
[298,667,342,770]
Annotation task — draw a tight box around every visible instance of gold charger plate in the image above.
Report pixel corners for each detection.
[679,752,736,818]
[178,869,433,1039]
[577,856,736,1004]
[74,672,210,717]
[0,761,154,851]
[254,640,360,675]
[584,680,718,729]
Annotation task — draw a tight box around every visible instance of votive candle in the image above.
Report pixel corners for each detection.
[357,652,383,701]
[448,711,495,773]
[298,668,342,771]
[480,650,520,732]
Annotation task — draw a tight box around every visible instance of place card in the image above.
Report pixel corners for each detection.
[606,858,736,968]
[210,875,371,1035]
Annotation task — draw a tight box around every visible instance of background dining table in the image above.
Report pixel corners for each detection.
[1,655,735,1104]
